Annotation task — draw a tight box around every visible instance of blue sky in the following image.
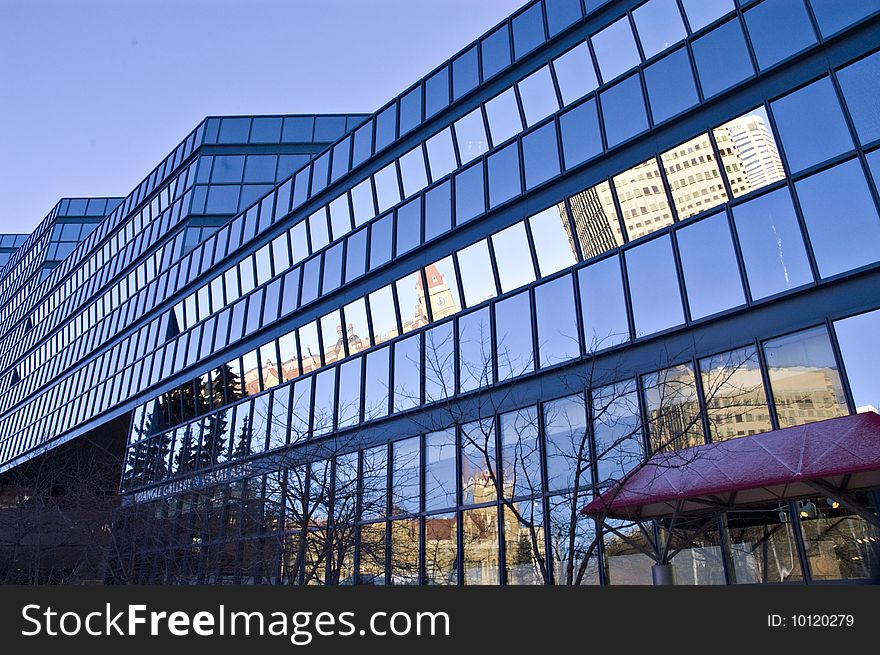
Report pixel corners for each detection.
[0,0,524,234]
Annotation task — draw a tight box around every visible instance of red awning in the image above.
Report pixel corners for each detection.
[582,412,880,521]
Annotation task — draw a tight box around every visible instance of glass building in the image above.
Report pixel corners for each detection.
[2,0,880,585]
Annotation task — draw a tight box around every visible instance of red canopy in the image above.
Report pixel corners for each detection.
[582,412,880,520]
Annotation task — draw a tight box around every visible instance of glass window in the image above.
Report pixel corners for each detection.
[375,104,397,152]
[278,329,299,381]
[633,0,687,59]
[369,284,398,345]
[725,503,804,584]
[644,47,699,125]
[677,212,745,319]
[361,445,388,521]
[352,122,373,168]
[495,291,534,381]
[290,377,312,442]
[458,307,493,392]
[426,128,458,182]
[482,25,511,80]
[308,208,330,251]
[424,512,458,585]
[643,363,704,452]
[345,227,367,283]
[528,205,577,276]
[322,243,343,294]
[487,143,521,208]
[399,146,428,198]
[512,2,545,59]
[310,152,330,195]
[299,321,321,374]
[351,178,376,227]
[500,407,542,499]
[331,138,351,182]
[553,43,599,105]
[461,419,497,506]
[396,271,427,333]
[559,98,602,169]
[578,255,629,350]
[211,155,245,182]
[809,0,880,37]
[795,159,880,277]
[837,52,880,145]
[763,326,848,427]
[492,222,536,292]
[291,221,309,263]
[452,46,479,100]
[567,180,623,258]
[680,0,733,31]
[320,309,345,364]
[244,154,276,183]
[425,429,457,510]
[700,346,772,441]
[600,74,648,147]
[692,19,754,98]
[399,85,422,135]
[454,108,489,164]
[369,213,393,270]
[523,122,561,189]
[425,322,455,402]
[834,309,880,413]
[485,88,523,147]
[547,0,581,35]
[535,274,580,367]
[771,77,854,173]
[205,185,239,214]
[392,437,421,515]
[732,187,812,299]
[313,368,337,436]
[544,394,589,493]
[425,181,452,241]
[393,334,421,411]
[625,235,685,336]
[614,157,673,240]
[592,380,643,484]
[455,163,485,225]
[329,194,352,241]
[374,162,401,214]
[457,239,497,307]
[395,197,421,256]
[425,256,462,321]
[517,66,560,127]
[591,16,641,83]
[713,107,786,198]
[300,256,321,306]
[343,298,370,354]
[364,346,390,420]
[251,116,281,143]
[745,0,816,71]
[462,507,500,585]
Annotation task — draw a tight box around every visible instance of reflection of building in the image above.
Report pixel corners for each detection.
[418,263,457,322]
[714,113,786,196]
[563,186,623,260]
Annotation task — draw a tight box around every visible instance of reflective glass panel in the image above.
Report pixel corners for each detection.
[517,66,560,127]
[425,322,455,402]
[523,122,561,189]
[745,0,817,70]
[481,25,511,80]
[455,163,485,224]
[713,107,786,198]
[810,0,880,37]
[369,213,393,270]
[425,181,452,241]
[487,143,521,208]
[457,239,497,307]
[395,197,421,256]
[512,2,545,59]
[458,307,493,393]
[495,291,534,381]
[662,132,728,219]
[425,429,457,510]
[485,88,523,147]
[699,346,772,441]
[578,254,629,350]
[591,16,640,83]
[351,178,376,227]
[528,206,577,276]
[364,346,390,420]
[329,194,352,240]
[308,208,329,251]
[345,227,367,283]
[644,47,699,125]
[369,284,398,345]
[343,298,370,354]
[559,98,602,169]
[625,235,684,336]
[680,0,733,31]
[643,363,704,452]
[462,508,499,585]
[837,51,880,145]
[426,128,457,182]
[633,0,687,59]
[374,162,401,214]
[393,334,421,411]
[834,309,880,413]
[501,406,542,499]
[453,46,479,100]
[492,222,536,292]
[601,74,648,147]
[391,437,420,515]
[592,380,643,484]
[613,157,673,240]
[461,419,497,506]
[425,512,458,585]
[399,146,428,198]
[567,180,623,258]
[692,19,754,98]
[313,368,337,436]
[553,42,599,105]
[396,271,427,334]
[535,275,580,367]
[424,256,462,321]
[454,108,489,164]
[543,394,589,492]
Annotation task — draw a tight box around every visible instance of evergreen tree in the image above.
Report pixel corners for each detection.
[233,416,253,460]
[174,423,197,474]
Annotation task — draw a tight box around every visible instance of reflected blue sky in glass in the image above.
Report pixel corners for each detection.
[560,98,602,169]
[633,0,687,60]
[485,88,523,147]
[625,235,684,336]
[591,16,640,83]
[644,47,699,124]
[834,309,880,412]
[837,51,880,145]
[553,43,598,105]
[744,0,816,71]
[601,74,648,147]
[692,18,753,98]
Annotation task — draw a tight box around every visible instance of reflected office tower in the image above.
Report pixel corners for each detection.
[418,263,459,322]
[564,183,624,259]
[714,112,786,197]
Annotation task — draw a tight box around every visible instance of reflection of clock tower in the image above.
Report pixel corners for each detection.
[419,264,458,321]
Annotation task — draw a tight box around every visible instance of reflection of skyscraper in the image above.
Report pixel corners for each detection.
[563,184,624,260]
[715,113,786,196]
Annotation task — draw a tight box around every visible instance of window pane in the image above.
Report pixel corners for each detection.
[625,235,684,336]
[369,213,393,269]
[425,429,457,511]
[320,309,344,365]
[458,307,492,392]
[795,159,880,277]
[425,322,455,402]
[361,446,388,521]
[399,86,422,136]
[517,66,560,127]
[643,363,704,452]
[396,271,427,333]
[452,46,479,100]
[547,0,582,36]
[553,42,598,105]
[700,346,772,441]
[835,309,880,413]
[725,503,803,583]
[393,334,421,411]
[351,178,376,228]
[567,180,623,258]
[395,197,421,255]
[425,181,452,240]
[425,66,450,119]
[462,508,499,585]
[528,205,577,276]
[322,242,343,294]
[374,162,400,214]
[633,0,687,59]
[613,157,673,240]
[512,2,545,59]
[454,108,489,164]
[559,98,603,169]
[391,437,420,515]
[424,257,462,320]
[399,146,428,198]
[345,227,367,283]
[809,0,880,37]
[600,74,648,147]
[364,346,390,420]
[763,326,847,427]
[369,284,398,345]
[578,254,629,350]
[487,143,522,208]
[457,239,497,307]
[591,16,640,83]
[492,222,536,292]
[772,77,854,174]
[313,368,336,436]
[661,133,728,220]
[461,419,497,506]
[713,107,786,198]
[523,122,561,189]
[495,291,535,381]
[501,407,542,499]
[426,128,457,182]
[485,88,523,147]
[731,187,812,299]
[836,51,880,145]
[544,394,589,492]
[343,298,370,354]
[644,47,699,125]
[745,0,816,70]
[680,0,733,31]
[455,163,485,224]
[535,275,580,367]
[692,19,754,98]
[425,512,458,585]
[337,358,362,429]
[482,25,511,80]
[592,380,643,484]
[677,212,745,319]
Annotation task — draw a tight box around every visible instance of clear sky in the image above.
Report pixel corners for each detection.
[0,0,525,234]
